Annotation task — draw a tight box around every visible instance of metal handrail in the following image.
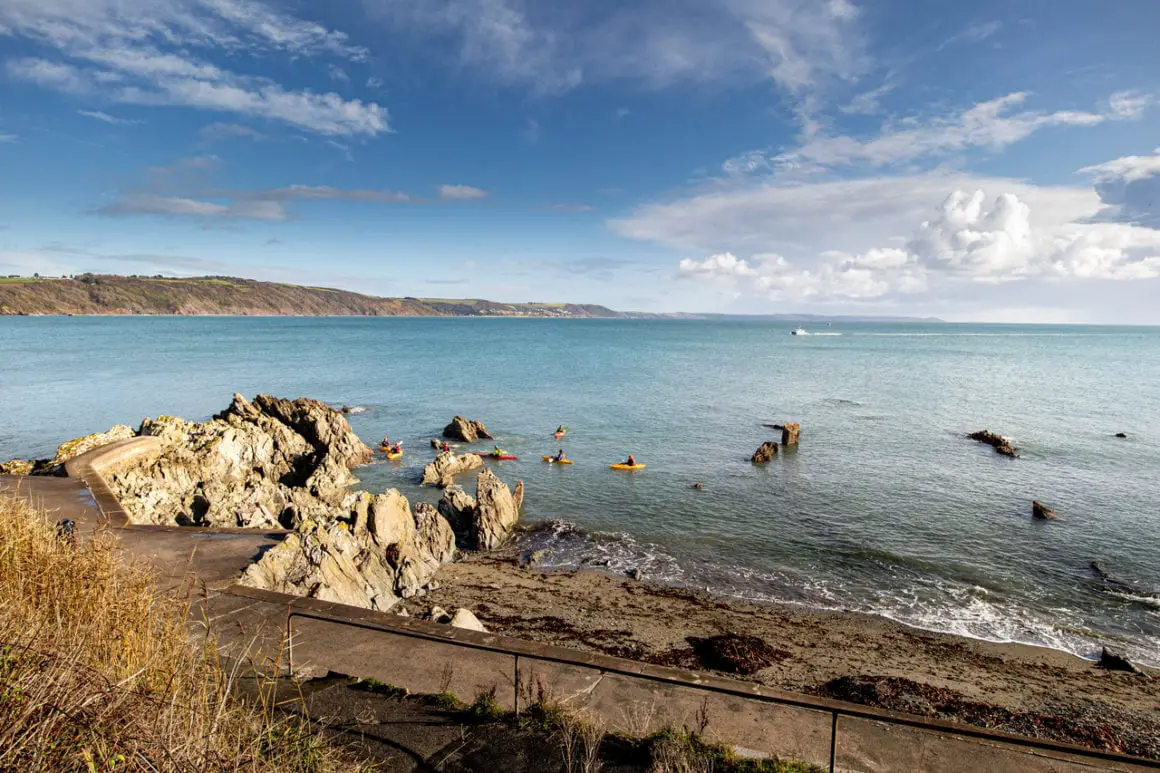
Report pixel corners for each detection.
[286,608,1160,772]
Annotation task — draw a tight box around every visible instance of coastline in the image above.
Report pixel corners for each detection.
[421,549,1160,757]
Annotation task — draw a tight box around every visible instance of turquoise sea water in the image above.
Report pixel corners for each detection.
[2,317,1158,664]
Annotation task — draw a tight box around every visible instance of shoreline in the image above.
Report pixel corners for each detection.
[421,549,1160,758]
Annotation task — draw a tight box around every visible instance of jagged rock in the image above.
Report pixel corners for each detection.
[421,451,483,487]
[430,438,442,449]
[0,459,34,476]
[520,549,549,568]
[450,608,488,632]
[1115,432,1128,439]
[967,430,1018,458]
[513,480,525,512]
[474,469,521,551]
[1097,647,1142,674]
[438,485,478,543]
[751,441,778,464]
[1032,501,1057,520]
[240,488,455,611]
[107,393,371,528]
[628,568,644,581]
[781,423,800,446]
[442,416,493,442]
[4,424,138,477]
[428,606,452,624]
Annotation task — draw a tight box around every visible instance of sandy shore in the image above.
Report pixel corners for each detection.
[422,549,1160,758]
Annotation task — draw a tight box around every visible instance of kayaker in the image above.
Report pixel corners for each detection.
[442,441,451,453]
[381,437,390,448]
[556,425,565,434]
[392,441,403,455]
[554,449,567,462]
[624,454,637,467]
[694,482,704,490]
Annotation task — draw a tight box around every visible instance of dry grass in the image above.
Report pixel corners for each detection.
[0,495,371,772]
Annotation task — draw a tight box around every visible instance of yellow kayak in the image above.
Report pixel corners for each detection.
[386,450,403,460]
[542,456,574,465]
[610,463,646,471]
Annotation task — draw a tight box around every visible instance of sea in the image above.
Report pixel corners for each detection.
[1,316,1158,665]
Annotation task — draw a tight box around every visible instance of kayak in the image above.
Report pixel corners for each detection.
[542,456,574,465]
[386,450,403,461]
[476,453,519,461]
[553,431,566,439]
[609,463,646,471]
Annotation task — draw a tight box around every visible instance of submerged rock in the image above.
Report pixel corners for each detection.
[442,416,494,443]
[751,441,778,464]
[967,430,1018,458]
[781,422,800,446]
[421,450,483,487]
[1032,501,1057,520]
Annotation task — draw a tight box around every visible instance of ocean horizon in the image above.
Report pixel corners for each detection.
[2,316,1157,666]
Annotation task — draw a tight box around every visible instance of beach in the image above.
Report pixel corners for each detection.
[421,549,1160,756]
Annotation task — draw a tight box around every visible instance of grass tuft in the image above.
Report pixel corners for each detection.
[0,494,371,772]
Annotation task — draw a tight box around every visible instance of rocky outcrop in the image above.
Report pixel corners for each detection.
[449,608,487,632]
[442,416,493,442]
[967,430,1018,458]
[781,423,800,446]
[2,424,136,477]
[751,441,778,464]
[240,489,456,610]
[420,451,483,487]
[1115,432,1128,439]
[474,469,522,551]
[436,472,522,551]
[1032,501,1057,520]
[106,393,372,529]
[1097,647,1141,674]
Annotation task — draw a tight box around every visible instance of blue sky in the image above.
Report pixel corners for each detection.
[2,0,1159,322]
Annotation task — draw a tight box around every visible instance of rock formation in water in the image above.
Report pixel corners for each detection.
[781,423,800,446]
[420,450,484,487]
[1032,501,1057,520]
[107,393,373,529]
[967,430,1018,458]
[239,489,455,610]
[751,441,779,464]
[1,425,136,476]
[435,470,522,550]
[442,416,493,442]
[1115,432,1128,439]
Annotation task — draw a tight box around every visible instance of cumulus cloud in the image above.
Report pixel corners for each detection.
[437,184,489,201]
[1081,148,1160,228]
[675,190,1160,300]
[0,0,388,136]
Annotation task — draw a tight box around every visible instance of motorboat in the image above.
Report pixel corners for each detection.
[791,327,808,336]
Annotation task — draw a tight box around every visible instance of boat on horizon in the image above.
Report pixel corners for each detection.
[791,326,808,336]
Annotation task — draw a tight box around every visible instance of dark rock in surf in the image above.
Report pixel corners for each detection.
[1098,647,1142,674]
[627,568,644,581]
[442,416,494,442]
[1114,432,1128,439]
[751,441,779,464]
[1032,501,1057,520]
[968,430,1018,458]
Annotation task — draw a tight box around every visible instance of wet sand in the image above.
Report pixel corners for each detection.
[422,550,1160,758]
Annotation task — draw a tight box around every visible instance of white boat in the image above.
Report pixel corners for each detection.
[791,327,808,336]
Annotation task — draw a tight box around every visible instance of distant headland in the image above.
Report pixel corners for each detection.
[0,273,942,321]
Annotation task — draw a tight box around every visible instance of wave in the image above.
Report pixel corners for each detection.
[516,519,1160,667]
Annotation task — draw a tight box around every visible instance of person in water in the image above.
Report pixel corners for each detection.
[556,425,565,434]
[554,449,567,462]
[442,441,451,453]
[625,454,637,467]
[493,445,507,457]
[381,437,390,448]
[392,441,403,454]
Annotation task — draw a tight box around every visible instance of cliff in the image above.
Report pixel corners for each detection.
[0,275,626,317]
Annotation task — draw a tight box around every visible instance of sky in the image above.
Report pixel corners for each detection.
[1,0,1160,322]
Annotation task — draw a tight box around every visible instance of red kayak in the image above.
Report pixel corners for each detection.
[474,453,519,461]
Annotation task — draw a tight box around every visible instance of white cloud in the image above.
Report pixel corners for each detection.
[0,0,388,136]
[77,109,140,125]
[366,76,383,89]
[364,0,864,96]
[772,92,1135,171]
[0,134,17,143]
[1081,148,1160,228]
[672,189,1160,301]
[936,20,1002,52]
[249,185,412,203]
[840,82,894,115]
[328,65,350,83]
[198,122,268,141]
[1108,90,1153,120]
[1081,147,1160,184]
[96,193,288,221]
[437,184,489,201]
